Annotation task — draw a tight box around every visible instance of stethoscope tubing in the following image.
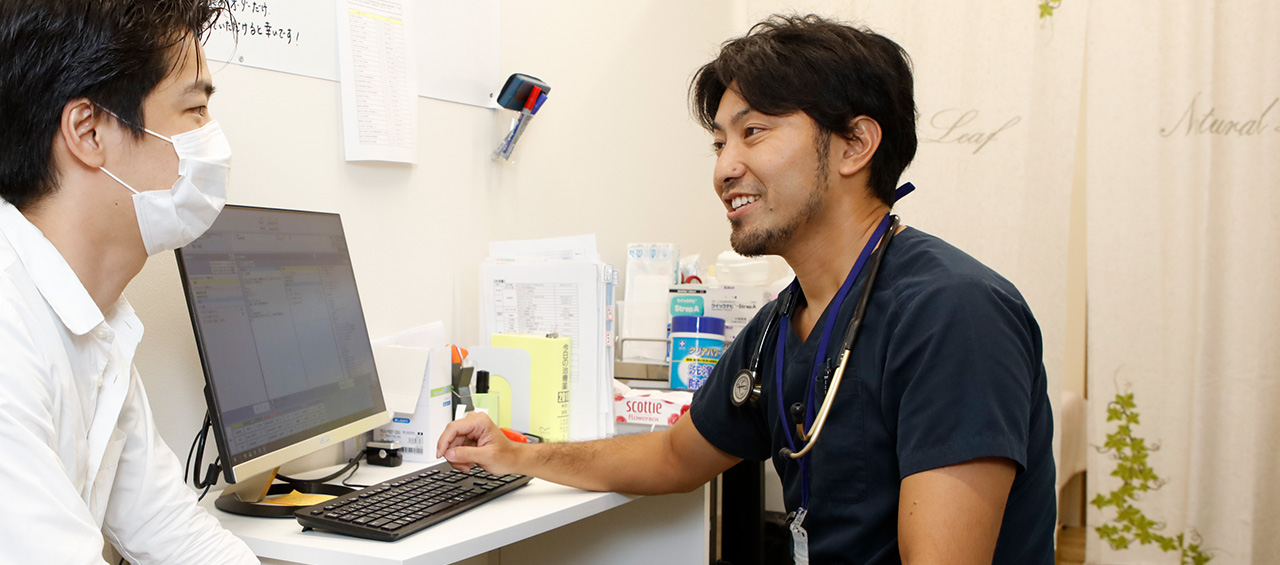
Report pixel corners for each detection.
[786,215,899,458]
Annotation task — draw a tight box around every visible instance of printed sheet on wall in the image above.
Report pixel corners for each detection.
[204,0,500,108]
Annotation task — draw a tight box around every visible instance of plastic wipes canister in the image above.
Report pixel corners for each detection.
[669,316,725,391]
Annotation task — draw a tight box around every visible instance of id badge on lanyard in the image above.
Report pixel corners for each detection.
[774,183,915,564]
[776,216,887,564]
[790,507,810,564]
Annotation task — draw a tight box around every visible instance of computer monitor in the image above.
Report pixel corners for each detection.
[176,205,389,515]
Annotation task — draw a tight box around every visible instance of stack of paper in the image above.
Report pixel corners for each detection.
[480,235,617,440]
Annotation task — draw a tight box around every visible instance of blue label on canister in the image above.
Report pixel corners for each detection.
[670,316,725,391]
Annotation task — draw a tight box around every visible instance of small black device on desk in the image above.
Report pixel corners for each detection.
[365,441,403,467]
[295,461,532,541]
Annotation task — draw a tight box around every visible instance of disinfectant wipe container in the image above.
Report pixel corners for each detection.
[669,316,725,391]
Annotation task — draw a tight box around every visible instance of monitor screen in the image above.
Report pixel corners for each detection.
[176,205,387,483]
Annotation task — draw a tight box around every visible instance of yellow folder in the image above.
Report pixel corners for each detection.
[489,333,571,442]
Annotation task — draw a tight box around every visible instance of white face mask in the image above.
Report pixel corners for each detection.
[99,119,231,256]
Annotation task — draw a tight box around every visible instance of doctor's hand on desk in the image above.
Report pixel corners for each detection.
[436,412,522,475]
[436,410,740,496]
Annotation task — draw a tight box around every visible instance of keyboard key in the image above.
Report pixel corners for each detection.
[423,501,454,514]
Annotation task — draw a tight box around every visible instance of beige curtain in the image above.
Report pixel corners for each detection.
[1084,0,1280,562]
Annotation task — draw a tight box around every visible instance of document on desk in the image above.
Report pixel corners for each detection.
[480,255,617,440]
[337,0,417,163]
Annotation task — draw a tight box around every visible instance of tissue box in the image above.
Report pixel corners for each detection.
[614,388,693,427]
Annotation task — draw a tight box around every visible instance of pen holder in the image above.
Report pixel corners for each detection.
[493,110,534,161]
[492,73,549,162]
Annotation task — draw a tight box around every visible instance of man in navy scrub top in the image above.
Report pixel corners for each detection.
[438,14,1056,564]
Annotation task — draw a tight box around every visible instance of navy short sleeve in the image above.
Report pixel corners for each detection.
[884,275,1042,478]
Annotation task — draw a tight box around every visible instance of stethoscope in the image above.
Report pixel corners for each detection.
[729,209,903,461]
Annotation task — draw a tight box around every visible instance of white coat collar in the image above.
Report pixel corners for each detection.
[0,200,105,336]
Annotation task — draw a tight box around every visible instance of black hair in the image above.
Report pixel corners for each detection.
[691,14,917,205]
[0,0,231,209]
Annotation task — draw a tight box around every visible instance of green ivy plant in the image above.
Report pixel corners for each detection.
[1092,391,1212,564]
[1038,0,1062,19]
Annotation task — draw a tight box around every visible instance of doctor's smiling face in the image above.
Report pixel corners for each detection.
[712,87,837,258]
[691,16,918,236]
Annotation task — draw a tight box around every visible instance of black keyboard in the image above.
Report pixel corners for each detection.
[295,461,532,541]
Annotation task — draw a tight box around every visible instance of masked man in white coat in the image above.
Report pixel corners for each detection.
[0,1,257,562]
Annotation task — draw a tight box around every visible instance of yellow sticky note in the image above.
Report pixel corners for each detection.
[261,490,337,507]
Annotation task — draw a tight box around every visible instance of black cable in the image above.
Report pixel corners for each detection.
[341,453,370,488]
[184,412,210,485]
[186,411,371,493]
[276,452,367,486]
[193,419,210,485]
[186,411,221,493]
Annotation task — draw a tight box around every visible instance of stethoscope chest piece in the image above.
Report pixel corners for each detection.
[731,368,760,407]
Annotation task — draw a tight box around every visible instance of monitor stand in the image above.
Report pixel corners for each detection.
[214,467,356,518]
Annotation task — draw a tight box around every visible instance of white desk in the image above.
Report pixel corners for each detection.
[200,461,710,565]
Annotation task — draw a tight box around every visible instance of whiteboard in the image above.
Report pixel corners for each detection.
[205,0,500,107]
[206,0,340,81]
[418,1,501,108]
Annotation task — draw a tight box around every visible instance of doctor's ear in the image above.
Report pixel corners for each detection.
[836,116,882,177]
[59,98,110,169]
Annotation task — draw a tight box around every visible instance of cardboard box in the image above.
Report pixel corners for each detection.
[668,284,767,343]
[373,347,452,461]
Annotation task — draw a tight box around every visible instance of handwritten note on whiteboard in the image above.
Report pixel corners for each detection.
[205,0,339,81]
[203,0,500,109]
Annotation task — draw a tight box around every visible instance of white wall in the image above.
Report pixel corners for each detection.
[125,1,741,477]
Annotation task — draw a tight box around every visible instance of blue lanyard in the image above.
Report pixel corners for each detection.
[773,214,892,510]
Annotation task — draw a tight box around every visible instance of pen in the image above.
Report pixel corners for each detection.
[501,428,542,444]
[524,86,542,111]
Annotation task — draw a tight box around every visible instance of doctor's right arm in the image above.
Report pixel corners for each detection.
[436,410,740,495]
